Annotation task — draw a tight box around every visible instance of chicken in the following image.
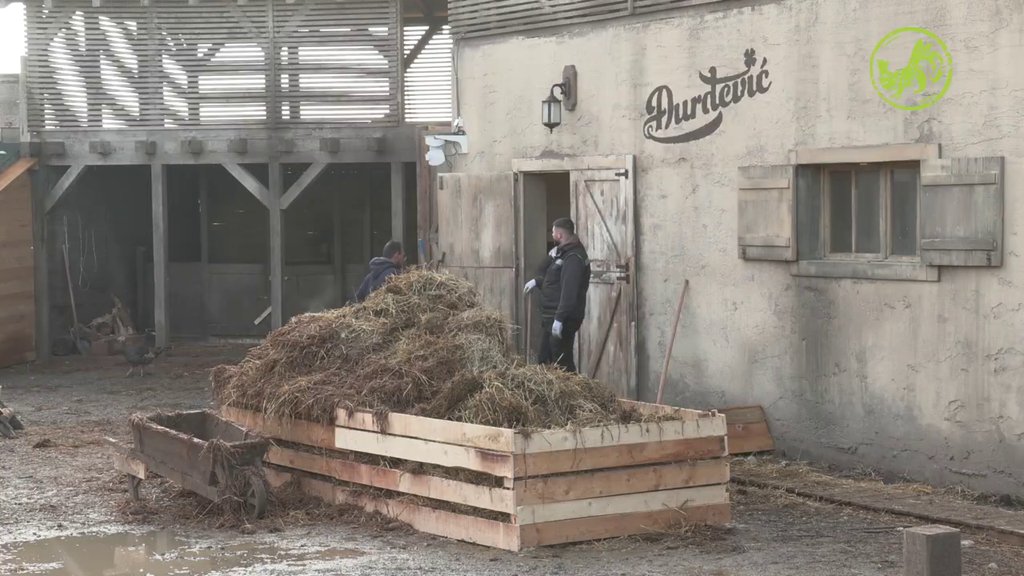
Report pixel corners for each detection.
[121,331,165,377]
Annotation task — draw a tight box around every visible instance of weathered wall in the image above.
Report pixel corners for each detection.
[0,74,18,143]
[453,0,1024,494]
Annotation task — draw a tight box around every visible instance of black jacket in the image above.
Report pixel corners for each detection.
[534,240,591,322]
[355,257,399,302]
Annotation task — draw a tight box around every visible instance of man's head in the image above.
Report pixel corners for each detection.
[383,240,405,266]
[551,217,576,246]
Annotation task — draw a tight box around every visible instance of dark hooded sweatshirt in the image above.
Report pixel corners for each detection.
[355,257,399,303]
[533,240,591,322]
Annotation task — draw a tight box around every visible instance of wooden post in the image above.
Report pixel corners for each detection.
[151,163,169,347]
[333,181,344,303]
[199,166,210,338]
[391,162,405,246]
[269,162,284,329]
[31,165,50,359]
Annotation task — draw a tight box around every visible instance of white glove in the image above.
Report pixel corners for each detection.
[523,279,537,295]
[548,247,558,258]
[552,320,563,338]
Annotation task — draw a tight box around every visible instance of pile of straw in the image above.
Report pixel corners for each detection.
[212,269,637,429]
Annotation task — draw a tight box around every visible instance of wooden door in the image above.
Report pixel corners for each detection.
[570,167,636,399]
[0,159,37,367]
[436,173,517,322]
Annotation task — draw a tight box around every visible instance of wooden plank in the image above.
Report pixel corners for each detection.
[516,435,728,477]
[391,161,405,246]
[334,426,515,478]
[336,407,516,453]
[221,406,336,449]
[516,483,728,525]
[519,503,731,548]
[618,399,711,421]
[514,459,729,506]
[266,445,515,513]
[518,416,727,454]
[0,159,37,192]
[269,162,284,330]
[727,421,775,454]
[265,467,522,551]
[718,405,766,425]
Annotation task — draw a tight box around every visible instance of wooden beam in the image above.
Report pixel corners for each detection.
[337,407,516,452]
[404,23,442,71]
[515,435,728,477]
[515,484,728,525]
[222,163,271,208]
[280,162,328,210]
[391,161,406,246]
[31,167,50,359]
[221,406,335,449]
[151,163,169,347]
[333,426,515,478]
[43,164,85,213]
[269,162,284,329]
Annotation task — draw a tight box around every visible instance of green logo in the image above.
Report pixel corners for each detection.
[870,27,953,111]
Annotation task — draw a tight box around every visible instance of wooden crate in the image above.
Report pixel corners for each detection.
[221,400,731,551]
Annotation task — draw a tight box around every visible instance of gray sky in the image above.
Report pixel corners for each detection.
[0,4,26,74]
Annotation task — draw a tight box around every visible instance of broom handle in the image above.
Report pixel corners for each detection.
[656,279,689,405]
[63,242,79,329]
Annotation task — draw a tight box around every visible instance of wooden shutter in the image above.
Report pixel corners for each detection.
[737,165,797,261]
[436,172,517,321]
[920,157,1004,267]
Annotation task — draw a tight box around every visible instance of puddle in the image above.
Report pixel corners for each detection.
[0,530,365,575]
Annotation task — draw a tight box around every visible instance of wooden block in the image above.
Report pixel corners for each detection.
[336,408,516,452]
[334,426,515,478]
[221,406,335,449]
[720,405,767,425]
[515,484,728,525]
[266,445,515,513]
[514,459,730,505]
[518,503,732,548]
[515,435,728,477]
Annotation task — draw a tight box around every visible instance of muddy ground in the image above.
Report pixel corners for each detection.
[1,343,1022,576]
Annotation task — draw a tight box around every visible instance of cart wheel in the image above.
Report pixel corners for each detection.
[242,474,268,520]
[128,476,142,501]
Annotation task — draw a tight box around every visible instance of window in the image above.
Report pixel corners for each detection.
[819,164,920,261]
[737,148,1005,282]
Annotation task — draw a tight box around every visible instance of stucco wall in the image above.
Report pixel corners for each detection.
[452,0,1024,495]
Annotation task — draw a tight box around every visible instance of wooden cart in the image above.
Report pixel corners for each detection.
[112,410,270,519]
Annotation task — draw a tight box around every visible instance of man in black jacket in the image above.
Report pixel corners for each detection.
[355,240,405,303]
[523,217,591,373]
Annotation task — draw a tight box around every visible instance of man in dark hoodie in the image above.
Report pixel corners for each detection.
[355,240,406,303]
[523,217,591,373]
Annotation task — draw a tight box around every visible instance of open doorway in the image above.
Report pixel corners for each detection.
[519,172,570,362]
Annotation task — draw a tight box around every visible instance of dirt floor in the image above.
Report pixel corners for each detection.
[2,343,1023,575]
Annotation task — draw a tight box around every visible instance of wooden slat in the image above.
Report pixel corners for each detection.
[336,407,516,453]
[515,435,728,477]
[220,406,335,449]
[518,415,727,454]
[514,459,729,505]
[113,452,148,479]
[727,422,775,454]
[334,426,516,478]
[265,467,523,551]
[266,445,515,513]
[515,484,728,525]
[0,159,37,192]
[519,503,731,548]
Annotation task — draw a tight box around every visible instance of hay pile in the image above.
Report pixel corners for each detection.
[212,269,638,430]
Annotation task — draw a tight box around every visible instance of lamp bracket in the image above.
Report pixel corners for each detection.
[562,65,577,112]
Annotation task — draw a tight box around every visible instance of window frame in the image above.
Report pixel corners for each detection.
[818,161,921,264]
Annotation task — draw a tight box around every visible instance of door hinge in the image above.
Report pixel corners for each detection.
[614,169,629,178]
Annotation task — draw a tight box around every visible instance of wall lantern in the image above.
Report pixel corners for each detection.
[541,65,578,133]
